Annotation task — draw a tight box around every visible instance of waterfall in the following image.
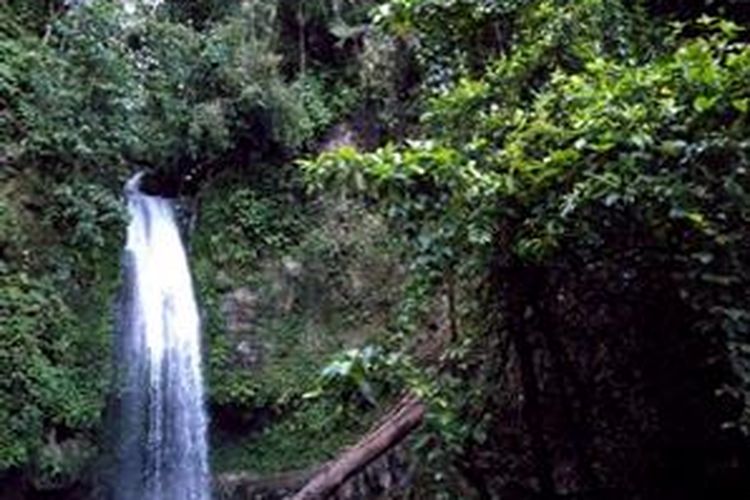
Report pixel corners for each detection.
[112,174,210,500]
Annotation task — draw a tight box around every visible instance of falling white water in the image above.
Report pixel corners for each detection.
[113,174,210,500]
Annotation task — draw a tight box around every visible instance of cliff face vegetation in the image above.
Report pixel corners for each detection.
[301,1,750,497]
[2,1,750,499]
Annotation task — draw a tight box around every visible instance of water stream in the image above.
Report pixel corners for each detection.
[112,175,210,500]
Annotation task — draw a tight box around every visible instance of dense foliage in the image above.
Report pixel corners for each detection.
[0,0,364,490]
[188,172,407,476]
[303,0,750,496]
[3,0,750,497]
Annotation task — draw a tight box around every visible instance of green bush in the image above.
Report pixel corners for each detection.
[0,272,103,469]
[302,5,750,492]
[305,345,402,407]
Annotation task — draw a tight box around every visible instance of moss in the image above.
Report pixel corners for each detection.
[208,314,351,408]
[189,169,405,475]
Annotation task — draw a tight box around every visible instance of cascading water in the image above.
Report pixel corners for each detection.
[112,174,210,500]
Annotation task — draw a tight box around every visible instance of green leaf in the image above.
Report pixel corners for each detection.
[693,95,719,113]
[732,99,748,114]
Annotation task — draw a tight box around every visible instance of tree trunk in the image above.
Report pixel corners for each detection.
[291,393,425,499]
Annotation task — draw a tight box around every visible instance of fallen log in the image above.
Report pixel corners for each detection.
[291,393,426,500]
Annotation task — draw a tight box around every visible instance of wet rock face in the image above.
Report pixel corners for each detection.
[215,257,305,371]
[277,256,302,314]
[222,287,259,335]
[220,287,264,370]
